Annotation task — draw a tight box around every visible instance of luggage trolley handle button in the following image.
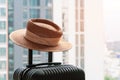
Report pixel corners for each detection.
[26,62,61,68]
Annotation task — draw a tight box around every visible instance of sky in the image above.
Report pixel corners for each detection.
[103,0,120,42]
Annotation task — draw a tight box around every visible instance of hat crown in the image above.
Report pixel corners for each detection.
[24,19,63,46]
[27,19,62,38]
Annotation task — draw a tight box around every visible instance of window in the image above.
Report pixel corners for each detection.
[8,73,13,80]
[8,27,13,34]
[8,10,14,32]
[23,0,27,6]
[0,8,6,16]
[8,0,13,9]
[80,34,84,45]
[45,0,52,7]
[75,34,79,45]
[23,9,28,19]
[80,21,84,32]
[80,46,84,57]
[23,21,27,28]
[0,34,6,43]
[29,0,40,6]
[29,9,40,18]
[9,59,14,70]
[80,58,84,68]
[0,0,5,4]
[8,47,13,55]
[0,74,6,80]
[45,9,52,19]
[0,21,6,30]
[0,61,6,70]
[0,48,6,56]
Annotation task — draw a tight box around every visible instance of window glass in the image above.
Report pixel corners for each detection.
[23,9,28,19]
[29,9,40,18]
[29,0,40,6]
[8,10,14,28]
[8,47,13,55]
[23,21,27,28]
[0,0,5,4]
[8,0,13,9]
[45,0,52,6]
[8,73,13,80]
[80,46,84,57]
[0,34,6,43]
[0,21,6,30]
[23,48,28,55]
[0,8,6,16]
[8,17,13,27]
[80,58,84,68]
[0,48,6,56]
[8,27,13,34]
[23,0,27,6]
[0,61,6,70]
[9,59,14,70]
[80,34,84,45]
[45,9,52,19]
[0,74,6,80]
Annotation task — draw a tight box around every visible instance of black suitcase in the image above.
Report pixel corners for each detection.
[13,50,85,80]
[13,62,85,80]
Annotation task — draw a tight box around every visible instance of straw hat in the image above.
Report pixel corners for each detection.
[9,19,72,52]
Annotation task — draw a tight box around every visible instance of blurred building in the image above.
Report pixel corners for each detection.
[61,0,85,68]
[0,0,53,80]
[0,0,87,80]
[10,0,53,80]
[0,0,106,80]
[0,0,8,80]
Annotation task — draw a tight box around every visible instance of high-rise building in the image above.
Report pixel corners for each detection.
[8,0,14,80]
[75,0,85,68]
[13,0,53,68]
[61,0,85,68]
[10,0,53,80]
[0,0,8,80]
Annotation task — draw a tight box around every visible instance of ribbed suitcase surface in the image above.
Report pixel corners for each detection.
[13,63,85,80]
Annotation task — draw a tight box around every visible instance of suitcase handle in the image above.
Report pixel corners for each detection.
[26,62,61,68]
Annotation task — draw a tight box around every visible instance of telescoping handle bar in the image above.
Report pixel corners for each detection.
[28,49,53,65]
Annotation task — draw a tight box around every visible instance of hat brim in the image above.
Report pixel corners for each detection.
[9,29,72,52]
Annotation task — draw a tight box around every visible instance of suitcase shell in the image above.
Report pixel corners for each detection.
[13,63,85,80]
